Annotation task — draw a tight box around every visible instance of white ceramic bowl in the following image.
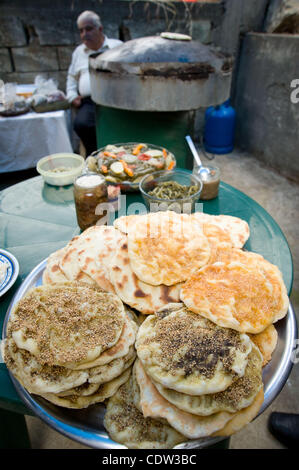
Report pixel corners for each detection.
[37,153,85,186]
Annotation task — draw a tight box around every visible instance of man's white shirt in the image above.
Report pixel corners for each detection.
[66,36,122,103]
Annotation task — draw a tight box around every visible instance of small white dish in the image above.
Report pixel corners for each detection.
[0,249,19,297]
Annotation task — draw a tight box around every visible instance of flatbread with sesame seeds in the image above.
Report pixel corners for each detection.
[127,211,211,286]
[204,247,289,326]
[212,387,264,437]
[88,345,136,385]
[41,367,131,409]
[2,337,89,395]
[180,251,289,333]
[108,236,182,315]
[151,344,263,416]
[7,282,126,368]
[68,312,138,370]
[135,305,252,396]
[134,359,234,439]
[56,346,136,397]
[104,374,185,449]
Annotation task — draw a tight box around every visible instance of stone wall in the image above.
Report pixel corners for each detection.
[234,33,299,182]
[0,0,269,94]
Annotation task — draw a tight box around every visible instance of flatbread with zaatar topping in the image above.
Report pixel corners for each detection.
[151,344,263,416]
[135,304,252,396]
[68,312,138,370]
[7,282,126,368]
[134,359,234,439]
[108,236,182,315]
[41,367,131,409]
[180,252,289,333]
[104,374,185,449]
[212,388,264,437]
[88,345,136,384]
[2,337,89,395]
[127,211,211,286]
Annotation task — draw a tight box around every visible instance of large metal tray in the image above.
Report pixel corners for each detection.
[2,258,297,449]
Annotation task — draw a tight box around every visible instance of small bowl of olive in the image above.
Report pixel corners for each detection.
[139,169,203,213]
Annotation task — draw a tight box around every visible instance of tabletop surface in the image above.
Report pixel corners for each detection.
[0,175,294,414]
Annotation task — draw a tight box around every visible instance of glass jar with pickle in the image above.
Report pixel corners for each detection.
[73,172,108,231]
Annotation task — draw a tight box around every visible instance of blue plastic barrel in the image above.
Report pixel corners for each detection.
[203,100,236,154]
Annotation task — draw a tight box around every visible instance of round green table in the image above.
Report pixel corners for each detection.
[0,175,294,448]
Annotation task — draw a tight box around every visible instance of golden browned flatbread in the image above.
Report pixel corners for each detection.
[180,257,288,333]
[192,213,250,248]
[42,247,68,285]
[249,325,278,367]
[128,211,210,286]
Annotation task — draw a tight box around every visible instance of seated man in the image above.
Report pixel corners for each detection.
[67,10,122,157]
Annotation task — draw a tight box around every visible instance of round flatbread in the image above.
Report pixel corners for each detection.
[41,368,131,409]
[136,304,252,396]
[8,282,126,367]
[191,213,250,248]
[206,247,289,325]
[212,388,264,437]
[108,236,182,315]
[113,215,140,234]
[42,247,68,285]
[249,325,278,367]
[134,359,234,439]
[180,256,289,333]
[152,344,263,416]
[57,235,95,285]
[69,312,138,370]
[2,337,88,395]
[88,345,136,385]
[104,374,185,449]
[128,211,210,286]
[76,225,126,292]
[58,226,125,291]
[55,382,102,398]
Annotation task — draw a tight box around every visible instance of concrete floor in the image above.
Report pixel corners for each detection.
[9,148,299,449]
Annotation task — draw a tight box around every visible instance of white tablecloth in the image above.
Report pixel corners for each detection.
[0,110,74,172]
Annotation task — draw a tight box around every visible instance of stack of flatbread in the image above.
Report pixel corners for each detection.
[4,209,289,448]
[2,281,138,409]
[103,211,288,448]
[105,303,264,446]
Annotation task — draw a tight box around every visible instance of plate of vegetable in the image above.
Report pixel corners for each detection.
[86,142,176,192]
